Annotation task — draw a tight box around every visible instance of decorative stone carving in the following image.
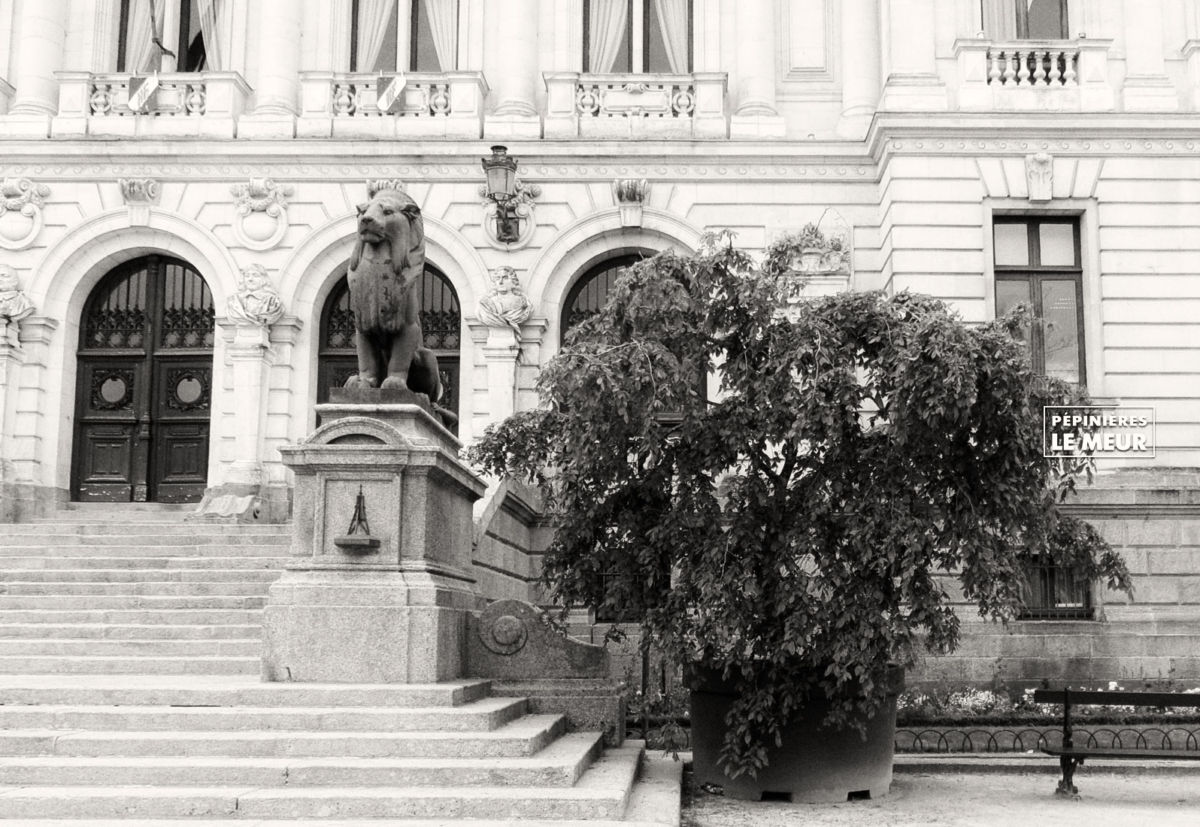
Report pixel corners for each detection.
[0,265,35,343]
[0,178,50,251]
[226,264,284,326]
[1026,152,1054,201]
[478,180,541,250]
[366,179,405,198]
[613,178,649,227]
[119,178,161,205]
[477,266,533,336]
[470,599,609,678]
[770,210,852,308]
[230,178,293,250]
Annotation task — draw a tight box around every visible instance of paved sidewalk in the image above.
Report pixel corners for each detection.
[682,758,1200,826]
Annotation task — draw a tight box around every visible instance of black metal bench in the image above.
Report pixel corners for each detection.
[1033,687,1200,796]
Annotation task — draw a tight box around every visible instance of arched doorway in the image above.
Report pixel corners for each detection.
[317,264,461,414]
[72,255,215,503]
[561,253,644,339]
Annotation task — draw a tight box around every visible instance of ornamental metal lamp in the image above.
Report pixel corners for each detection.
[482,145,520,243]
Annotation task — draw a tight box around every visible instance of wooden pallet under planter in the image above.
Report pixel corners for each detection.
[689,665,904,802]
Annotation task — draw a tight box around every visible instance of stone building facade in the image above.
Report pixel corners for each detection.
[1,0,1199,686]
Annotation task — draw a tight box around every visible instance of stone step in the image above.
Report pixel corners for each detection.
[0,697,528,732]
[0,531,291,546]
[0,638,262,657]
[0,714,567,758]
[0,595,268,609]
[0,544,290,558]
[42,503,194,519]
[0,623,262,640]
[2,568,281,583]
[0,555,287,570]
[0,608,265,626]
[0,675,493,708]
[0,655,260,675]
[0,581,272,597]
[0,731,604,788]
[0,746,636,821]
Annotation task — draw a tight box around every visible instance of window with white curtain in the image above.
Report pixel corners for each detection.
[118,0,232,72]
[351,0,459,73]
[982,0,1068,40]
[584,0,691,74]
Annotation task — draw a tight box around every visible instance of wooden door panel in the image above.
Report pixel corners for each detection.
[73,361,143,502]
[152,360,211,501]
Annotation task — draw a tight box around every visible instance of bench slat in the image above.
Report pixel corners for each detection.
[1033,690,1200,708]
[1042,746,1200,760]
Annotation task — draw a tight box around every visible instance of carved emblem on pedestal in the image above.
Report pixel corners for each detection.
[231,178,293,250]
[0,178,50,251]
[226,264,284,327]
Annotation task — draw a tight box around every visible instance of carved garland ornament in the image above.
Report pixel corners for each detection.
[0,178,50,251]
[231,178,293,250]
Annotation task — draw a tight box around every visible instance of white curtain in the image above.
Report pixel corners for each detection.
[588,0,628,73]
[356,0,397,71]
[197,0,234,70]
[423,0,458,71]
[124,0,166,73]
[652,0,689,73]
[982,0,1018,39]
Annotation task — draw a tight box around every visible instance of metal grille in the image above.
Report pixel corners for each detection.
[83,265,148,350]
[561,255,642,340]
[159,263,215,349]
[1019,558,1094,620]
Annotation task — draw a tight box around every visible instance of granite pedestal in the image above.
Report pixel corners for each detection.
[261,389,485,683]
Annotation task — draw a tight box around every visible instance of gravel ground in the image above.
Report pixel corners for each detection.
[682,767,1200,826]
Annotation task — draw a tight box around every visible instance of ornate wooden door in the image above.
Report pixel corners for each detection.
[73,256,215,503]
[317,266,460,415]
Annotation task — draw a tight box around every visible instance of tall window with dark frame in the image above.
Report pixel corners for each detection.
[994,216,1092,620]
[118,0,208,73]
[982,0,1068,39]
[351,0,458,73]
[994,217,1085,385]
[584,0,692,74]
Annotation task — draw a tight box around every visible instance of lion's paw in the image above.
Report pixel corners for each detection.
[380,375,407,390]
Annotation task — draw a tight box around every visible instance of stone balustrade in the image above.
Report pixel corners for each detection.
[51,72,250,138]
[544,72,727,139]
[955,38,1114,112]
[297,71,487,139]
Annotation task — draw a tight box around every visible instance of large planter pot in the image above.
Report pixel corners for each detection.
[689,665,904,803]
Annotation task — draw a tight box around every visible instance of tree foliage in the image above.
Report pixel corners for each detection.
[467,233,1131,777]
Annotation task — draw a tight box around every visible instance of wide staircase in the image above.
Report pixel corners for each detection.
[0,504,678,824]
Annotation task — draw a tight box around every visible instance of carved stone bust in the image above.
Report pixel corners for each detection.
[226,264,284,326]
[477,266,533,335]
[0,264,35,324]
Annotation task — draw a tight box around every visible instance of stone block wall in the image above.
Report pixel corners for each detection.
[470,479,548,604]
[910,470,1200,690]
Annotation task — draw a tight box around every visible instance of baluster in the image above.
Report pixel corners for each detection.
[1016,50,1031,86]
[1047,50,1062,86]
[1063,51,1078,86]
[1002,51,1017,86]
[1033,50,1047,86]
[988,50,1002,86]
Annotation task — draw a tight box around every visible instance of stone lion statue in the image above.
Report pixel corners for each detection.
[343,189,443,404]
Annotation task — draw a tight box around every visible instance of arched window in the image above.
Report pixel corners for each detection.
[584,0,692,74]
[351,0,459,72]
[317,263,461,414]
[73,255,215,503]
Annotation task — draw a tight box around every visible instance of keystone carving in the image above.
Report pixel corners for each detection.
[1026,152,1054,202]
[613,178,649,227]
[119,178,161,205]
[367,179,405,198]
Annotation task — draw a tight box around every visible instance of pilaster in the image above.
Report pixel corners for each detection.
[1120,0,1177,111]
[239,0,303,137]
[484,0,540,138]
[878,0,947,112]
[730,0,784,138]
[1,0,70,135]
[837,0,882,139]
